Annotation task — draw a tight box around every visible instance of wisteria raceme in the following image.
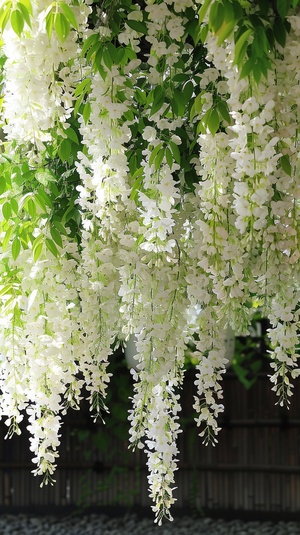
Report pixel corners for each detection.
[0,0,300,524]
[76,54,135,419]
[263,16,300,403]
[125,0,192,514]
[1,0,90,155]
[0,232,83,482]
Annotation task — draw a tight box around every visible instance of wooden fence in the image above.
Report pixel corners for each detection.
[0,369,299,517]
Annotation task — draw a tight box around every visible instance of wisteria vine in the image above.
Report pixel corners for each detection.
[0,0,299,524]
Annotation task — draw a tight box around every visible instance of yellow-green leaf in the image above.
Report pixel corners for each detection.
[2,202,11,220]
[11,9,24,36]
[33,241,43,262]
[12,237,21,260]
[2,225,14,252]
[54,12,70,42]
[59,2,78,29]
[16,2,31,27]
[198,0,212,24]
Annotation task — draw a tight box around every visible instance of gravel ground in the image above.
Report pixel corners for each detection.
[0,514,300,535]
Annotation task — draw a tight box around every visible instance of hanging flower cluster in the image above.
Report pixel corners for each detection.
[0,0,300,524]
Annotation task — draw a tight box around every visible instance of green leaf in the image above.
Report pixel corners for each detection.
[126,19,147,34]
[54,12,70,42]
[19,192,31,211]
[207,108,220,135]
[45,11,54,39]
[130,182,141,203]
[198,0,212,24]
[11,9,24,36]
[149,143,163,168]
[27,198,36,218]
[222,0,234,21]
[81,33,99,56]
[258,57,270,80]
[276,0,290,19]
[232,0,243,18]
[149,87,165,117]
[50,226,63,248]
[0,284,13,297]
[173,88,185,116]
[103,46,113,70]
[65,127,79,145]
[96,61,107,81]
[106,42,118,64]
[116,46,126,64]
[73,91,84,118]
[61,202,75,225]
[194,92,204,114]
[217,101,231,123]
[59,139,71,162]
[83,101,91,124]
[165,147,173,169]
[12,237,21,260]
[33,241,43,262]
[36,188,53,209]
[186,18,200,46]
[0,179,7,195]
[209,1,225,33]
[16,2,31,27]
[280,154,292,176]
[252,62,262,84]
[216,19,236,45]
[173,73,190,83]
[273,18,287,47]
[88,41,102,64]
[18,0,32,13]
[183,81,194,104]
[154,148,165,170]
[35,194,47,212]
[46,238,58,258]
[32,234,44,262]
[169,141,181,164]
[10,198,18,215]
[74,77,91,98]
[199,23,209,43]
[2,202,11,220]
[0,2,12,32]
[59,2,78,29]
[2,225,14,251]
[135,87,146,105]
[131,166,144,181]
[36,168,56,186]
[252,26,269,59]
[239,57,254,80]
[53,220,68,236]
[233,28,253,66]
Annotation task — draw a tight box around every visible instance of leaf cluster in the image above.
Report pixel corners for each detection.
[200,0,300,83]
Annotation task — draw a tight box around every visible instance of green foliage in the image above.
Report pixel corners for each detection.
[231,319,270,389]
[203,0,300,83]
[0,0,32,35]
[46,1,78,41]
[0,123,81,261]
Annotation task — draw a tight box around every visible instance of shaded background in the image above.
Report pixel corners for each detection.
[0,326,299,520]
